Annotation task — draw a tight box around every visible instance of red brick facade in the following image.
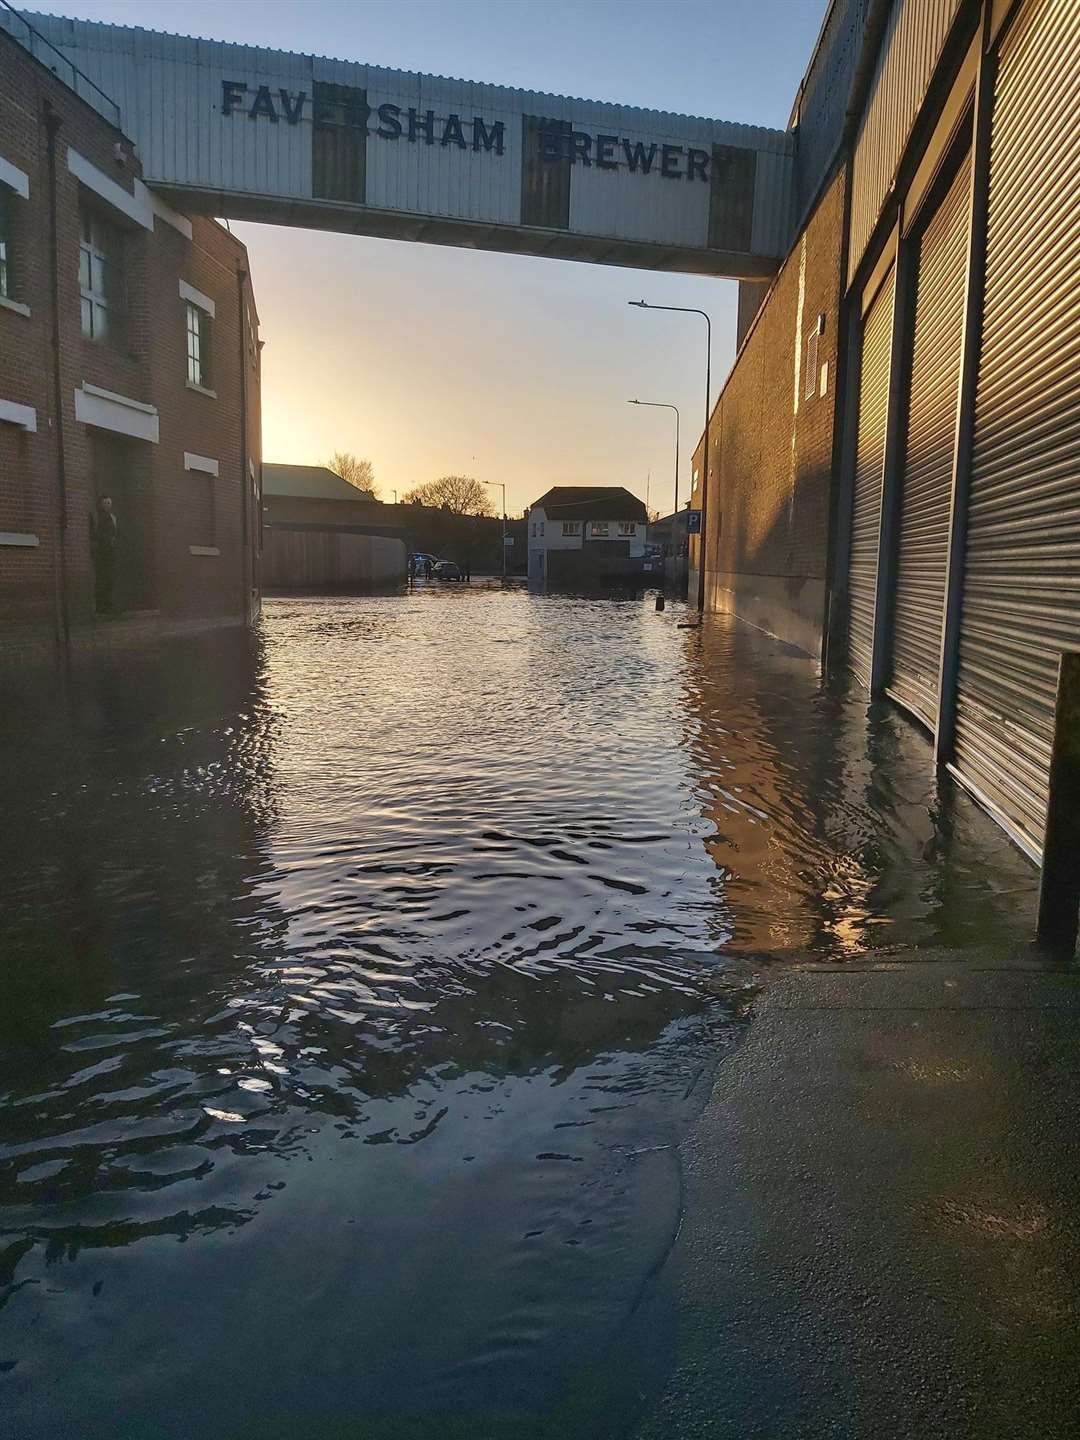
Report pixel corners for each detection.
[0,31,261,665]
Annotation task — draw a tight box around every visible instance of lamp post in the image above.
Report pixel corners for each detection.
[477,478,508,579]
[627,399,680,527]
[628,300,712,611]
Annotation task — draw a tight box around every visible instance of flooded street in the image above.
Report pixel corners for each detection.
[0,591,1037,1438]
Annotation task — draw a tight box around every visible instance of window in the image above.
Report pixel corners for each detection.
[79,208,124,341]
[186,302,213,388]
[539,521,545,536]
[617,521,636,537]
[0,187,10,299]
[590,521,609,538]
[804,329,819,401]
[562,521,581,536]
[189,473,215,548]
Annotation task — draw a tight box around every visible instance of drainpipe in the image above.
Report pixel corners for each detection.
[236,266,251,624]
[44,101,70,652]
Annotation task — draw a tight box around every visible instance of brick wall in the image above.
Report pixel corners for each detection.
[694,164,847,657]
[0,32,261,664]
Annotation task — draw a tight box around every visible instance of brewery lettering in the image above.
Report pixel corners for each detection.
[221,81,711,180]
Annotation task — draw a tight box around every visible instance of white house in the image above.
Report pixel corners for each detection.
[527,487,648,585]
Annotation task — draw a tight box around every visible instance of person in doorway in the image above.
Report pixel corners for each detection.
[90,495,118,614]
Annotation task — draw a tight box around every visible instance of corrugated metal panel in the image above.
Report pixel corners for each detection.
[848,0,963,282]
[848,266,895,688]
[952,0,1080,860]
[887,151,970,730]
[12,11,793,265]
[750,145,795,258]
[792,0,873,223]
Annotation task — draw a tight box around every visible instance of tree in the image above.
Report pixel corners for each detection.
[326,451,378,498]
[401,475,494,516]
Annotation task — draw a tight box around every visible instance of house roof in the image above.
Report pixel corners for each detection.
[529,486,648,523]
[262,463,376,502]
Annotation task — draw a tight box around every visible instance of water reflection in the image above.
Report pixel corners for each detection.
[0,595,1035,1437]
[683,616,1036,957]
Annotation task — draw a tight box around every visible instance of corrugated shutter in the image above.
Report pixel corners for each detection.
[848,267,895,687]
[952,0,1080,859]
[888,153,971,730]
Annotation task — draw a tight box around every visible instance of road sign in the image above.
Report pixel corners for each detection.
[687,510,702,534]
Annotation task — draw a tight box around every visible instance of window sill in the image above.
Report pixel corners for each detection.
[0,295,30,319]
[0,531,39,547]
[189,545,220,556]
[186,380,217,400]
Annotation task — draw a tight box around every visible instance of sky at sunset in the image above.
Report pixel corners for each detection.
[40,0,826,514]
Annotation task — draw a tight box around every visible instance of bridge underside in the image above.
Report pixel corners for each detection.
[158,186,783,280]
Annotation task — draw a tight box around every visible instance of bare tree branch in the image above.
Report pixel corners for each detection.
[326,452,378,498]
[401,475,494,516]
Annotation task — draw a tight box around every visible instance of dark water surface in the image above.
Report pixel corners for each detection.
[0,592,1037,1438]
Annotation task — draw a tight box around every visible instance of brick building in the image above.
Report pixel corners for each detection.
[689,167,846,658]
[0,26,261,666]
[261,463,406,589]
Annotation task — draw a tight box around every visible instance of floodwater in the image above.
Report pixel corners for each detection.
[0,591,1037,1438]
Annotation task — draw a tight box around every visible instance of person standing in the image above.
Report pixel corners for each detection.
[90,494,118,614]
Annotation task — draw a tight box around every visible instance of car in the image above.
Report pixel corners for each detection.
[433,560,463,581]
[409,552,439,578]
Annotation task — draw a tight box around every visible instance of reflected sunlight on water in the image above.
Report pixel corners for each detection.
[0,591,1036,1437]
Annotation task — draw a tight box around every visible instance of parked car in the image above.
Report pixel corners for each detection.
[409,552,439,578]
[434,560,463,581]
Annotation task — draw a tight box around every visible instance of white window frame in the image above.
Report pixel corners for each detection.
[79,206,124,342]
[617,521,637,537]
[180,281,216,395]
[561,520,581,536]
[186,301,211,388]
[0,186,11,303]
[590,521,610,538]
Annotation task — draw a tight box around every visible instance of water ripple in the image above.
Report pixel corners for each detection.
[0,594,1037,1437]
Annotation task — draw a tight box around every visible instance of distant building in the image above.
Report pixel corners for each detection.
[527,487,648,585]
[0,23,262,665]
[262,463,382,522]
[648,508,691,557]
[261,462,405,590]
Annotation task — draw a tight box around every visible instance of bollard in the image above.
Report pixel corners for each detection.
[1036,652,1080,955]
[655,594,665,612]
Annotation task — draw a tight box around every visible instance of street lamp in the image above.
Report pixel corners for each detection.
[627,399,679,526]
[477,477,508,580]
[628,299,712,611]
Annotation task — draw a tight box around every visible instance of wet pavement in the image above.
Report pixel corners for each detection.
[0,591,1050,1437]
[638,960,1080,1440]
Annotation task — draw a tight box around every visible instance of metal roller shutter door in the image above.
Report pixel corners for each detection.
[888,154,972,731]
[952,0,1080,860]
[848,268,895,688]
